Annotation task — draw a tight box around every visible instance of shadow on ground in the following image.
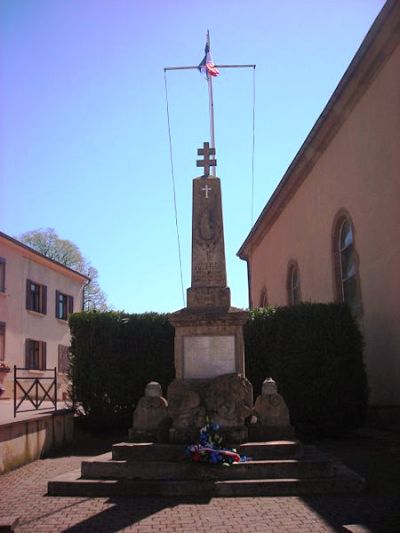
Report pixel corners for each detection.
[60,497,211,533]
[304,428,400,532]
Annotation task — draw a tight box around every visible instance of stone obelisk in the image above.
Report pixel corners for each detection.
[168,143,252,443]
[186,142,230,312]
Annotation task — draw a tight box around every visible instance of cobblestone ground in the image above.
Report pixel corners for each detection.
[0,428,399,532]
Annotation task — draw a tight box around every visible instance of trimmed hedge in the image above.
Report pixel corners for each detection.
[244,303,368,437]
[69,311,174,429]
[69,303,368,436]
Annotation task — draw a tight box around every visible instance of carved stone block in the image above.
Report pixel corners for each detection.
[250,377,295,441]
[130,382,170,442]
[167,373,253,443]
[205,373,253,428]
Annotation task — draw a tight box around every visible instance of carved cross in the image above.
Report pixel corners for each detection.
[202,184,212,198]
[196,142,217,177]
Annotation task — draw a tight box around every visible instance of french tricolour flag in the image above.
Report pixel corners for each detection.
[198,42,219,78]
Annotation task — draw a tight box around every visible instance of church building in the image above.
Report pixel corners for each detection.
[238,0,400,416]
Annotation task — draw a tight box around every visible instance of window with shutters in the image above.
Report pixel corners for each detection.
[25,339,46,370]
[56,291,74,320]
[0,323,5,361]
[58,345,70,374]
[26,280,47,314]
[0,258,5,292]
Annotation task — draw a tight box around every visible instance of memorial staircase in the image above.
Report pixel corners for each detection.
[48,440,364,497]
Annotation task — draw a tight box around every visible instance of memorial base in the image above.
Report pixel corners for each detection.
[249,425,296,441]
[169,306,249,379]
[169,427,202,444]
[218,426,249,445]
[167,374,253,445]
[128,427,170,444]
[169,425,248,445]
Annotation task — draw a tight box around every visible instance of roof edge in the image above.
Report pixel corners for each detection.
[0,231,91,282]
[238,0,399,260]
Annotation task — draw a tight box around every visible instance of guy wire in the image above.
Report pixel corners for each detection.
[163,70,186,307]
[251,65,256,225]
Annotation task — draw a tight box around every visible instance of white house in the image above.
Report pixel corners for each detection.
[0,231,89,400]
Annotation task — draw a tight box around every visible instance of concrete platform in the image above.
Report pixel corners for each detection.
[48,441,365,497]
[0,406,74,474]
[3,427,400,532]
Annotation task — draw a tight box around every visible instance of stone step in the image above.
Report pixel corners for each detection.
[239,440,303,459]
[111,440,302,461]
[112,442,187,461]
[214,463,365,496]
[48,463,364,498]
[82,454,333,481]
[47,440,365,498]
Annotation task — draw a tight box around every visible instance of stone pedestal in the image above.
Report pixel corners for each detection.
[168,159,253,443]
[168,174,249,384]
[169,307,249,380]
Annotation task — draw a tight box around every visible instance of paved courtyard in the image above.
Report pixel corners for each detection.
[1,427,399,532]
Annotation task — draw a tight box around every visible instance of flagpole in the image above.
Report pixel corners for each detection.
[207,30,216,177]
[164,40,256,181]
[164,64,256,71]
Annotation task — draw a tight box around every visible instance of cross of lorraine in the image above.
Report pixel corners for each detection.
[196,142,217,177]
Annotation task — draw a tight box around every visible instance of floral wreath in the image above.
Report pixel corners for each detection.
[185,417,250,465]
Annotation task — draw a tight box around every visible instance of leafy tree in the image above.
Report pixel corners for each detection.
[19,227,108,311]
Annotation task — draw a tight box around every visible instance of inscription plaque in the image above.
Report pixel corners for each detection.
[193,261,224,284]
[183,335,235,379]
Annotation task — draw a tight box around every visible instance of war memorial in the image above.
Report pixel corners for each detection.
[48,143,364,497]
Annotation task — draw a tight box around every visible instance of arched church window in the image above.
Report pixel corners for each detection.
[338,219,358,309]
[333,211,362,316]
[287,261,301,306]
[259,287,268,308]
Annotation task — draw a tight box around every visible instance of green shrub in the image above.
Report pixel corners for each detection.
[70,303,368,437]
[245,303,368,437]
[243,306,277,398]
[69,311,174,430]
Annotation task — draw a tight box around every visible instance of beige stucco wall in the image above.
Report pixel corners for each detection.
[248,43,400,405]
[0,237,86,399]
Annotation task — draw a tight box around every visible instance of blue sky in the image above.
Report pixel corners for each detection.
[0,0,385,313]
